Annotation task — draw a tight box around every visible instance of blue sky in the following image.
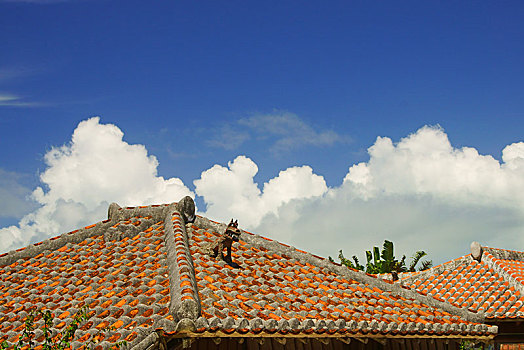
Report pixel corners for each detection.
[1,0,523,263]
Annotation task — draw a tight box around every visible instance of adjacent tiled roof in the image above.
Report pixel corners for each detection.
[0,200,497,350]
[402,246,524,320]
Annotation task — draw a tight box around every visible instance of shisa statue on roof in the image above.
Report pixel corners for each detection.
[200,219,241,266]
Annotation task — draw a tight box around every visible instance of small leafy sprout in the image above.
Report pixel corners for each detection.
[1,305,126,350]
[335,250,365,271]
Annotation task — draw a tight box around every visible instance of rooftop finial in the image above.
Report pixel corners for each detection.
[177,196,196,224]
[470,241,483,261]
[107,202,121,221]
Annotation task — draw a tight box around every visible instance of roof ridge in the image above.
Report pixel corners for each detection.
[109,203,173,223]
[165,210,201,323]
[191,217,485,324]
[483,246,524,261]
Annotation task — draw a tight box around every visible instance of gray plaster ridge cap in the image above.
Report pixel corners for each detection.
[481,251,524,297]
[127,319,176,350]
[129,331,159,350]
[164,207,185,320]
[0,219,114,267]
[400,255,473,285]
[108,202,174,224]
[193,215,226,234]
[192,217,486,324]
[483,246,524,262]
[165,208,201,321]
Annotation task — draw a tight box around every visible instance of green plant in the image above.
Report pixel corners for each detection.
[332,240,433,280]
[408,250,432,272]
[0,306,127,350]
[459,340,488,350]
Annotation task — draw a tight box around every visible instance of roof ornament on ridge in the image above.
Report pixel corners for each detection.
[471,241,483,261]
[176,196,196,224]
[107,202,121,221]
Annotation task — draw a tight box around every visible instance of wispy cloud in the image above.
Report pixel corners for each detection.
[0,93,42,107]
[240,112,349,153]
[207,111,349,154]
[1,0,83,3]
[207,124,250,150]
[0,66,48,107]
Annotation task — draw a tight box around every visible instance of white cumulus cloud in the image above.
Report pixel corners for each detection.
[343,126,524,208]
[0,117,193,253]
[251,126,524,264]
[194,156,328,228]
[2,120,523,266]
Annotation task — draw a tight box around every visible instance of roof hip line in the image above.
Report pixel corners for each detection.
[164,206,201,322]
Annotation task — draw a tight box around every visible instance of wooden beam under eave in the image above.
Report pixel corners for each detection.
[488,320,524,345]
[164,330,495,341]
[168,337,479,350]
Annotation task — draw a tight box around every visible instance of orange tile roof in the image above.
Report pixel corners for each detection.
[0,200,497,349]
[402,246,524,320]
